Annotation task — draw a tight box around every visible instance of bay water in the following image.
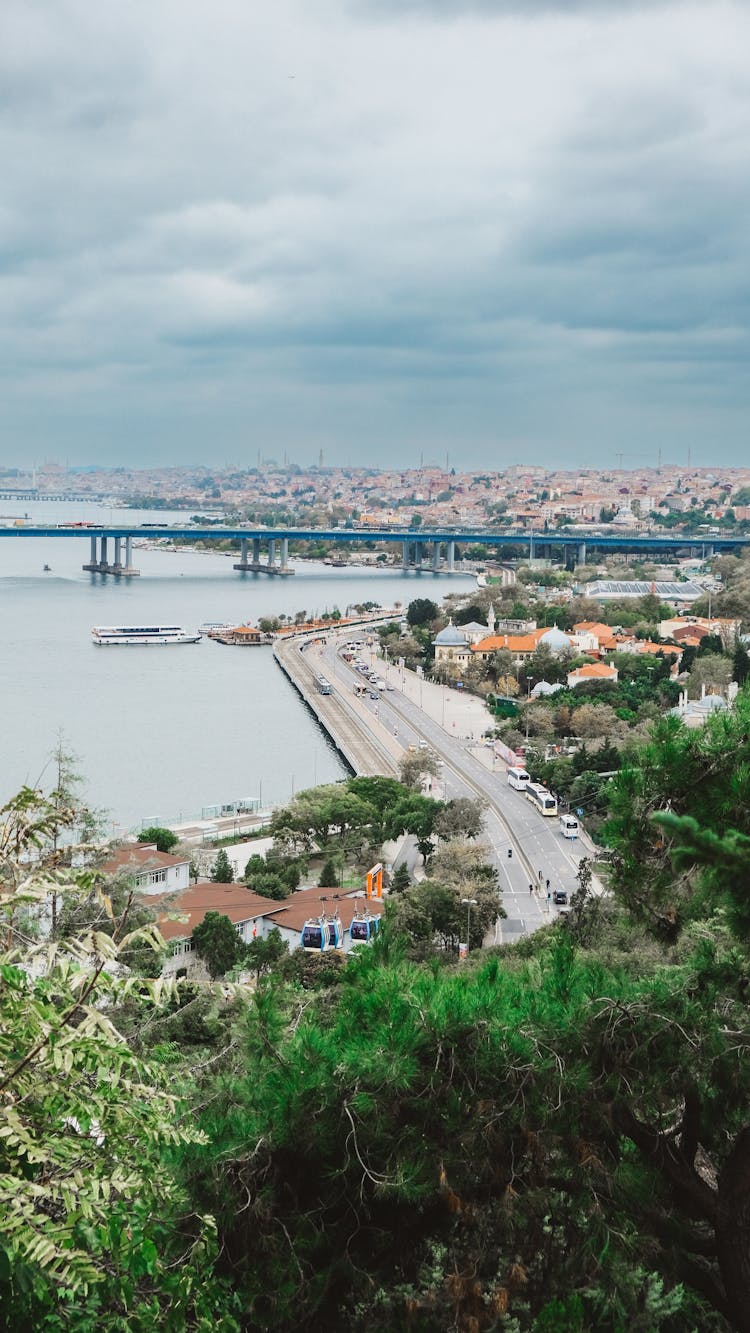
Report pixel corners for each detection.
[0,503,472,831]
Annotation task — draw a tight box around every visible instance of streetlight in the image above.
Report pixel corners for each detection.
[461,897,478,955]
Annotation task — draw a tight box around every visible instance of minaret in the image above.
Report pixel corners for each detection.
[487,602,496,635]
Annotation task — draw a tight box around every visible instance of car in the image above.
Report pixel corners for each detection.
[553,890,568,906]
[368,690,379,700]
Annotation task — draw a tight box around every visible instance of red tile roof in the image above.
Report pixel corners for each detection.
[101,845,190,875]
[147,881,284,942]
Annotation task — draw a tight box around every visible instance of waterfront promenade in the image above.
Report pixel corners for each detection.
[273,624,594,938]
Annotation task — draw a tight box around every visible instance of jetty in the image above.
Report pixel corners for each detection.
[273,616,401,778]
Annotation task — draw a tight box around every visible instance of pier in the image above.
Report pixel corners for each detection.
[233,534,294,576]
[82,533,140,577]
[273,625,400,779]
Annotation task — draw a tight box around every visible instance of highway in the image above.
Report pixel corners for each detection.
[306,634,590,940]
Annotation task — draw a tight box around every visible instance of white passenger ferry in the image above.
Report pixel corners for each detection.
[91,625,202,646]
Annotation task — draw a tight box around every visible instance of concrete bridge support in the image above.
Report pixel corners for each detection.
[234,534,294,576]
[577,542,587,565]
[432,541,441,571]
[83,534,139,576]
[447,540,455,572]
[402,540,410,570]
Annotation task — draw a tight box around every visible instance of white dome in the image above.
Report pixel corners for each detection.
[539,627,572,653]
[434,621,467,647]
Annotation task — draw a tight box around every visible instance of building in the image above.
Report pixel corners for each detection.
[433,605,498,670]
[149,881,285,977]
[471,625,574,665]
[583,580,704,604]
[658,616,741,649]
[100,844,191,896]
[567,662,619,688]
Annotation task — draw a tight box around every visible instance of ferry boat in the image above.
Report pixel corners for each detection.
[91,625,202,646]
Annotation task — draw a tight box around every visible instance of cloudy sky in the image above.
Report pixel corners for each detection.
[2,0,748,472]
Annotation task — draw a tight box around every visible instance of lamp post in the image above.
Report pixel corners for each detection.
[461,897,478,956]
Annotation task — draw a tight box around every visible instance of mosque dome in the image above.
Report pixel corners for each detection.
[539,627,572,653]
[434,620,468,647]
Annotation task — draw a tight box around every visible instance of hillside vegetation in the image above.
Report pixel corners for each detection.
[3,693,750,1329]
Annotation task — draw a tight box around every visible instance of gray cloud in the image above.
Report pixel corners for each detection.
[0,0,749,469]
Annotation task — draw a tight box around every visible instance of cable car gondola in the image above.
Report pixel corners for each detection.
[301,909,343,952]
[349,908,381,944]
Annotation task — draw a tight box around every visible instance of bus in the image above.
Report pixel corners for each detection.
[525,783,558,817]
[316,676,332,695]
[507,766,530,790]
[560,814,579,839]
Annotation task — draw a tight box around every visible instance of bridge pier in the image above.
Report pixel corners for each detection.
[447,540,455,572]
[83,534,140,576]
[402,540,410,570]
[233,534,294,576]
[432,541,441,571]
[577,542,587,565]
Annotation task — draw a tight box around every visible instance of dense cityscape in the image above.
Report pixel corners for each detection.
[5,458,750,532]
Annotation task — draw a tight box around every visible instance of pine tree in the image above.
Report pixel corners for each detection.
[390,862,411,894]
[318,856,339,887]
[211,848,233,883]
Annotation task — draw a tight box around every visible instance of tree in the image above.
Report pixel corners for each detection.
[687,653,732,699]
[138,825,179,854]
[250,872,291,901]
[271,783,376,853]
[733,641,750,685]
[243,927,287,977]
[398,748,440,791]
[318,856,339,887]
[390,862,411,894]
[406,598,438,627]
[192,911,242,978]
[433,797,485,841]
[571,702,621,739]
[385,792,442,862]
[211,848,234,883]
[0,787,237,1330]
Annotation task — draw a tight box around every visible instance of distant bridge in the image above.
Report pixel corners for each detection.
[0,524,743,578]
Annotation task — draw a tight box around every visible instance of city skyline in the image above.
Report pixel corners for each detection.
[2,0,749,470]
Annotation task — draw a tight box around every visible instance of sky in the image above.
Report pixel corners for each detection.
[1,0,749,474]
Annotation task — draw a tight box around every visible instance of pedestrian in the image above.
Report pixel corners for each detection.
[529,883,534,895]
[538,869,543,882]
[545,879,550,893]
[546,888,551,902]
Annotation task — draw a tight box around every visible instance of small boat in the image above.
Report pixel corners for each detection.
[43,564,51,572]
[91,625,202,646]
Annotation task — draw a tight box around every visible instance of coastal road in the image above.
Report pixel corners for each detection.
[311,637,586,938]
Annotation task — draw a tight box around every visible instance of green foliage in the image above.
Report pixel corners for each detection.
[390,862,411,894]
[406,597,439,627]
[0,787,238,1330]
[192,911,242,978]
[244,927,287,977]
[385,791,442,862]
[138,826,179,854]
[318,856,340,888]
[604,684,750,938]
[210,848,233,883]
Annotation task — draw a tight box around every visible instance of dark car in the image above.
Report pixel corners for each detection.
[553,890,568,906]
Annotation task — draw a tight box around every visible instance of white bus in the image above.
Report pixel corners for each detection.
[560,814,579,839]
[507,766,530,790]
[525,783,558,817]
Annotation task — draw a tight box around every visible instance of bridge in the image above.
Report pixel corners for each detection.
[0,523,744,578]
